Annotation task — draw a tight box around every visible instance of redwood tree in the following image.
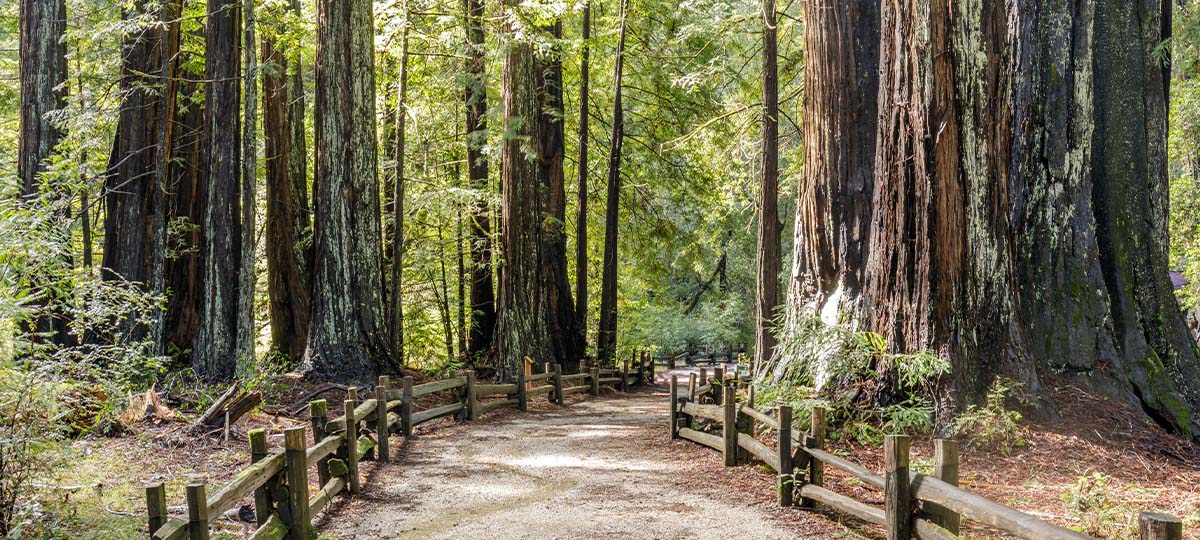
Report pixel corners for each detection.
[18,0,70,344]
[193,0,242,380]
[262,0,311,364]
[753,0,781,369]
[784,0,1200,437]
[306,0,393,381]
[596,0,629,365]
[494,0,551,378]
[574,1,591,333]
[464,0,497,361]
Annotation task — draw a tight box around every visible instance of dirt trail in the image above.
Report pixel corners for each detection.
[322,386,850,540]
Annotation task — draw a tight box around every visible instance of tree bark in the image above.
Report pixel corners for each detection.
[18,0,72,345]
[574,1,591,334]
[464,0,497,362]
[786,0,1200,437]
[193,0,242,381]
[388,19,409,367]
[306,0,393,382]
[753,0,781,370]
[494,0,551,378]
[102,0,170,345]
[538,19,586,372]
[238,0,258,370]
[164,36,205,359]
[596,0,629,365]
[262,0,311,364]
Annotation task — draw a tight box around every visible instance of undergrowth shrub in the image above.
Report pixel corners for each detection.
[757,308,948,445]
[1061,472,1135,538]
[951,378,1027,453]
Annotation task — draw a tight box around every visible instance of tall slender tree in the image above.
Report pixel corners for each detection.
[193,0,242,380]
[574,1,591,335]
[306,0,393,381]
[238,0,258,369]
[18,0,71,345]
[262,0,311,364]
[389,16,410,367]
[464,0,496,361]
[538,19,585,371]
[596,0,629,365]
[753,0,781,370]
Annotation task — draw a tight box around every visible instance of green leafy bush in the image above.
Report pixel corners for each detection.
[951,378,1026,453]
[1061,472,1135,538]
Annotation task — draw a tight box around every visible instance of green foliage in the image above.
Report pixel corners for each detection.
[951,378,1026,454]
[1060,472,1135,538]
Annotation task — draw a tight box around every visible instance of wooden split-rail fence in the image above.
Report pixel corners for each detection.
[656,344,748,369]
[669,368,1186,540]
[145,352,657,540]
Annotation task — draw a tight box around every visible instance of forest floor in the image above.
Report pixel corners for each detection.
[27,368,1200,540]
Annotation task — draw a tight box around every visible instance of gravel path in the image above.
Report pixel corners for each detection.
[321,384,855,540]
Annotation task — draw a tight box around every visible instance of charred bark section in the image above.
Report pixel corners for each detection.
[1088,0,1200,436]
[263,0,312,364]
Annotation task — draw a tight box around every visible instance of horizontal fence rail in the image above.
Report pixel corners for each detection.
[147,350,659,539]
[667,375,1185,540]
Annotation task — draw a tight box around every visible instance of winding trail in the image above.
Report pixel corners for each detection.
[321,385,854,539]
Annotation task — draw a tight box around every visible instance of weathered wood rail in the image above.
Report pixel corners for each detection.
[145,352,658,539]
[654,344,747,369]
[668,375,1185,540]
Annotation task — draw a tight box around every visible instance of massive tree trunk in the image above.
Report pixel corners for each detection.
[102,1,170,344]
[596,0,629,365]
[574,1,591,335]
[464,0,497,362]
[193,0,242,381]
[262,0,311,364]
[538,19,586,372]
[753,0,781,370]
[306,0,393,382]
[787,0,1200,437]
[18,0,71,345]
[494,0,551,378]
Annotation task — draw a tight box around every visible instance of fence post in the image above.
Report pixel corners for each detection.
[344,397,361,494]
[777,405,793,506]
[283,426,314,540]
[145,482,167,538]
[466,371,478,420]
[309,401,332,489]
[552,363,564,405]
[669,375,680,438]
[185,482,209,540]
[621,355,631,392]
[248,429,273,527]
[400,377,414,436]
[884,435,912,540]
[646,350,655,384]
[699,367,708,388]
[735,381,751,461]
[931,439,960,534]
[376,376,390,462]
[722,383,738,466]
[712,369,724,405]
[801,406,826,508]
[516,366,528,411]
[688,373,697,401]
[1140,512,1182,540]
[589,367,600,396]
